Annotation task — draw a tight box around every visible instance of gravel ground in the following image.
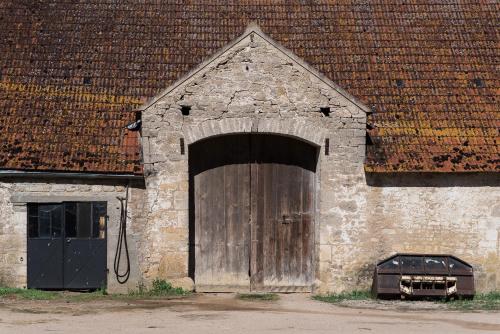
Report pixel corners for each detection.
[1,293,499,333]
[336,298,448,310]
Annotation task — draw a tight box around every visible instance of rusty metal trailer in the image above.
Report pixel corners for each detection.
[372,254,474,299]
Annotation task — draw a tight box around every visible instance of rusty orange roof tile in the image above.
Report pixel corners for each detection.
[0,1,498,173]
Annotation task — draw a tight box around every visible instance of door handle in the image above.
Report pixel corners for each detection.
[281,213,304,224]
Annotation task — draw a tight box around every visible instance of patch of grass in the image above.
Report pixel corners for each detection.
[65,289,108,302]
[314,290,500,311]
[313,290,371,303]
[237,293,279,301]
[444,292,500,311]
[127,279,190,298]
[0,279,189,302]
[149,279,189,296]
[0,287,59,300]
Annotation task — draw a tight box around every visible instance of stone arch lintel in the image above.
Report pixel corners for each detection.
[184,118,325,147]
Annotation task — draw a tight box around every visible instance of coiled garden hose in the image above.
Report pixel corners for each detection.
[114,183,130,284]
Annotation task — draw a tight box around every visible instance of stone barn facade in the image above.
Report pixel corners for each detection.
[0,2,498,294]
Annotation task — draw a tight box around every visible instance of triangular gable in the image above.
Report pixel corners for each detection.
[138,23,370,113]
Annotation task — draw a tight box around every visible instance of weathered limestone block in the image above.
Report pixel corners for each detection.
[169,277,195,292]
[157,252,188,279]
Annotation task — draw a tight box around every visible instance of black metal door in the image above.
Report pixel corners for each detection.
[63,202,107,289]
[27,204,64,289]
[64,238,107,289]
[27,202,107,290]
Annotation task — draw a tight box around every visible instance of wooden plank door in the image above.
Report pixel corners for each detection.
[250,135,316,292]
[190,135,251,292]
[190,134,316,292]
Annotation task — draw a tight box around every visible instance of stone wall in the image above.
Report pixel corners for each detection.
[0,182,20,286]
[319,173,500,293]
[0,177,143,293]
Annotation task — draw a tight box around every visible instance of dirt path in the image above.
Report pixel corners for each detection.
[1,293,499,333]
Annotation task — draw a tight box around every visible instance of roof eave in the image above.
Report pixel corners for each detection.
[0,169,144,180]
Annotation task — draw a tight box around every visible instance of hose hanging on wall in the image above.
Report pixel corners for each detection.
[114,183,130,284]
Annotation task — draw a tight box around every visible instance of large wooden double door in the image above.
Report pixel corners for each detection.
[189,134,317,292]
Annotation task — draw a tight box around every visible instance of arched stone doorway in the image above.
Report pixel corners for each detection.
[188,133,318,292]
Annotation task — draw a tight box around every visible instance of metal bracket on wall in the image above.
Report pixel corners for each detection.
[180,137,185,155]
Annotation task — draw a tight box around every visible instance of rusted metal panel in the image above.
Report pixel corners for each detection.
[372,254,475,299]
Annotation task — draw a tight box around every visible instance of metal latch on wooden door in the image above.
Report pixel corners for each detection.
[281,213,303,224]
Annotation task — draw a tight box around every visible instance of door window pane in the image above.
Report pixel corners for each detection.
[28,202,106,239]
[92,202,106,239]
[35,204,63,238]
[28,205,39,238]
[51,205,62,237]
[65,202,77,238]
[77,202,92,238]
[38,205,53,237]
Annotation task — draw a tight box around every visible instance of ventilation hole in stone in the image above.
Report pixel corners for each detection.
[324,138,330,155]
[320,107,330,117]
[181,105,191,116]
[180,138,185,155]
[472,78,485,88]
[396,79,404,88]
[245,65,249,71]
